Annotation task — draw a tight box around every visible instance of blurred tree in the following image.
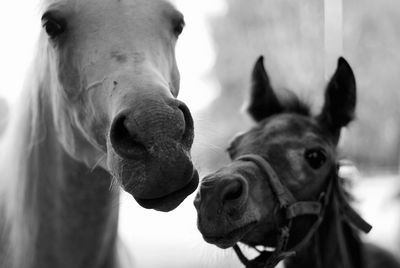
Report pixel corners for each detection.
[197,0,400,173]
[342,0,400,171]
[196,0,324,173]
[0,98,9,135]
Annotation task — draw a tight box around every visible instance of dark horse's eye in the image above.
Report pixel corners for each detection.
[304,148,327,169]
[42,12,66,39]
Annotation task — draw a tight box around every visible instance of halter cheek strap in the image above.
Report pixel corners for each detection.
[232,154,372,268]
[237,154,323,217]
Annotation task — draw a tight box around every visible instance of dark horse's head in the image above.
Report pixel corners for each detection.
[194,56,356,248]
[41,0,198,211]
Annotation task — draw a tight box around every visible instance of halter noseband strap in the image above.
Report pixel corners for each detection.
[232,154,372,268]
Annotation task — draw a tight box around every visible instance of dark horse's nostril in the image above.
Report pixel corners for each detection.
[110,114,147,159]
[221,179,244,203]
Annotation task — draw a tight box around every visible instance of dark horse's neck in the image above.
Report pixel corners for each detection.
[285,192,364,268]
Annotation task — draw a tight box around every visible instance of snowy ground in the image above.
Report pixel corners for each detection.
[119,174,400,267]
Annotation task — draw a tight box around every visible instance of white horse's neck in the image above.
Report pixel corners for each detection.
[0,40,120,268]
[32,121,120,268]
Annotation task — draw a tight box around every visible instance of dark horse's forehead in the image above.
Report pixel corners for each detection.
[260,114,322,137]
[228,113,328,158]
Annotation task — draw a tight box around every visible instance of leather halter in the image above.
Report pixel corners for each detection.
[232,154,372,268]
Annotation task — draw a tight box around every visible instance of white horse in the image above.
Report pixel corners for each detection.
[0,0,199,267]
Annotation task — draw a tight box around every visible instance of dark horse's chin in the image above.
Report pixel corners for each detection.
[201,221,258,249]
[134,170,199,212]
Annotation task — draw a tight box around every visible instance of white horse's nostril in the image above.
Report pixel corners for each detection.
[110,113,147,159]
[176,100,194,148]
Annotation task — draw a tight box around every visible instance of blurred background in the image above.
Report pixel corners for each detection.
[0,0,399,267]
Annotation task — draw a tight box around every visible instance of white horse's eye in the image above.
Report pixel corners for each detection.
[42,12,66,39]
[173,20,185,36]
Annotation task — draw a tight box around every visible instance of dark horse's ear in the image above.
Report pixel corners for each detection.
[247,56,283,122]
[318,57,356,141]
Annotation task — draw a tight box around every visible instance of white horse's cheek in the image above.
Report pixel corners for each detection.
[75,100,109,150]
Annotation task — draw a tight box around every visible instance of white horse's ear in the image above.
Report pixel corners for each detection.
[247,56,282,122]
[318,57,356,139]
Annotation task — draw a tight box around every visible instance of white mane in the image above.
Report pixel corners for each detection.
[0,30,51,268]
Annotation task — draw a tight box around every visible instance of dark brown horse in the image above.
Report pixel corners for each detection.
[194,56,400,268]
